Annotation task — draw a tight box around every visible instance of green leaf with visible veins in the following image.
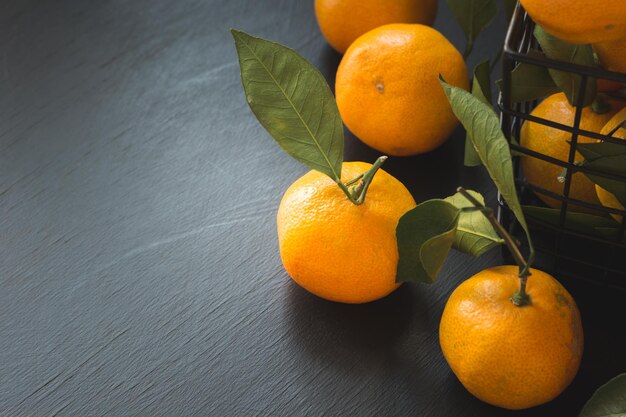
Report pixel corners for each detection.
[446,0,497,58]
[580,374,626,417]
[441,78,534,259]
[465,61,491,167]
[396,200,460,284]
[533,26,597,106]
[445,190,503,256]
[231,29,343,181]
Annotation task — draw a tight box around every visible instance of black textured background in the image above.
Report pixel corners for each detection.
[0,1,624,416]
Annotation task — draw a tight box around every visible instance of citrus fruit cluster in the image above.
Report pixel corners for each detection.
[232,0,591,411]
[516,1,626,218]
[316,0,469,156]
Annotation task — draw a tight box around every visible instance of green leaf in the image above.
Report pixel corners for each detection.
[503,0,517,22]
[446,0,497,58]
[464,131,483,167]
[396,200,460,284]
[533,26,597,107]
[465,61,491,167]
[444,190,504,256]
[441,78,534,259]
[472,61,492,106]
[523,206,619,238]
[496,50,560,102]
[231,29,343,181]
[585,172,626,207]
[578,142,626,207]
[578,142,626,161]
[580,374,626,417]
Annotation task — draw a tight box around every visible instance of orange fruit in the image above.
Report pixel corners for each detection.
[335,24,469,156]
[277,161,416,303]
[594,39,626,92]
[520,93,621,212]
[596,108,626,222]
[440,266,584,410]
[520,0,626,44]
[314,0,437,54]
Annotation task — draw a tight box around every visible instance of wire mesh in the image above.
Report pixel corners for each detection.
[497,4,626,290]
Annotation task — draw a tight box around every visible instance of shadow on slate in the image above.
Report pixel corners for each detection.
[284,281,432,367]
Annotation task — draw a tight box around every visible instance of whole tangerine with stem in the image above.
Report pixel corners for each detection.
[440,265,584,410]
[439,188,584,410]
[277,161,416,303]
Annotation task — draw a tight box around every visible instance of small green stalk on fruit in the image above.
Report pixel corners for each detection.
[339,156,387,205]
[456,187,532,306]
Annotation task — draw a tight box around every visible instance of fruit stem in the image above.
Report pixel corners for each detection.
[511,275,530,307]
[344,173,364,187]
[337,182,356,203]
[456,187,532,307]
[340,156,388,205]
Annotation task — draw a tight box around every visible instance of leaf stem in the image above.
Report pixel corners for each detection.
[457,187,532,306]
[339,156,388,205]
[355,156,387,205]
[337,182,357,204]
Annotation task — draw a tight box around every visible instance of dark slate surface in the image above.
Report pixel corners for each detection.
[0,1,623,416]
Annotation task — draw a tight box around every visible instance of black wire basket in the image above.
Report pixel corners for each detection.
[498,4,626,291]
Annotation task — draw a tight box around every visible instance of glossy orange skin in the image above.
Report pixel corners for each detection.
[314,0,437,54]
[277,162,416,304]
[596,108,626,222]
[335,24,469,156]
[521,0,626,44]
[594,39,626,92]
[520,93,621,212]
[440,266,584,410]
